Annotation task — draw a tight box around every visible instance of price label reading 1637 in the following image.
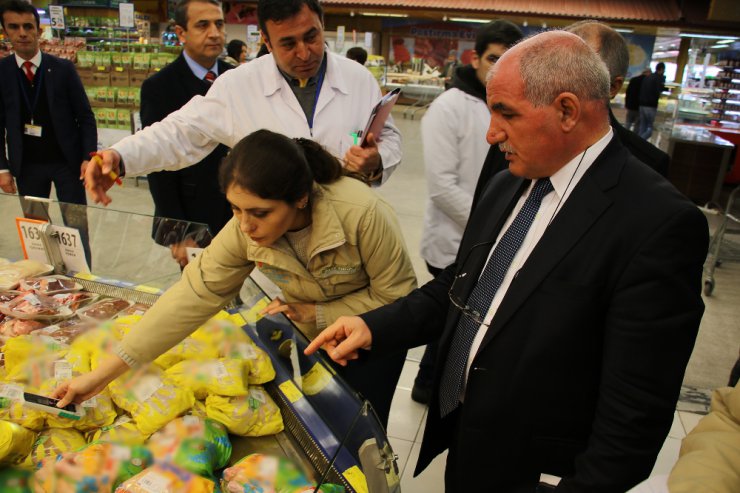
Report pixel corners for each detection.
[58,231,77,248]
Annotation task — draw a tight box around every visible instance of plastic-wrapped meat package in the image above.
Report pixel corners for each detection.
[115,463,215,493]
[147,415,231,479]
[76,298,131,321]
[18,276,81,294]
[0,291,20,303]
[32,441,153,493]
[21,427,87,469]
[0,419,37,466]
[0,293,72,320]
[205,386,283,436]
[221,454,344,493]
[0,260,52,290]
[0,318,48,341]
[0,383,45,431]
[35,318,93,345]
[87,415,150,446]
[120,303,150,317]
[165,359,248,399]
[51,292,98,311]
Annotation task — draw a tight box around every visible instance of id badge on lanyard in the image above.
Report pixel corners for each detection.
[20,66,43,137]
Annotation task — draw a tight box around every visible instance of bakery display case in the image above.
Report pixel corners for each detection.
[0,192,401,492]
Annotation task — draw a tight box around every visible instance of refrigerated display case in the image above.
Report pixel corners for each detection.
[0,192,401,492]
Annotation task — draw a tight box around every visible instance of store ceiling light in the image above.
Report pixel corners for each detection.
[360,12,408,18]
[711,44,728,49]
[717,39,736,44]
[449,17,490,23]
[615,28,634,33]
[679,33,739,40]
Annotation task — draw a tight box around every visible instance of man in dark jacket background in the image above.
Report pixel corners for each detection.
[141,0,233,267]
[638,61,666,140]
[625,68,650,131]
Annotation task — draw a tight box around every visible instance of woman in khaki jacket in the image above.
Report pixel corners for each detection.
[54,129,417,426]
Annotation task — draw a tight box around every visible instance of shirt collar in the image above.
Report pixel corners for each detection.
[15,50,42,69]
[546,127,614,203]
[182,50,218,81]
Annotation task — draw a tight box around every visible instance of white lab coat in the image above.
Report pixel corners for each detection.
[114,52,402,185]
[420,87,491,270]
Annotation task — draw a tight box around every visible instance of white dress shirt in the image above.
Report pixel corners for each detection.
[14,50,42,74]
[462,128,614,394]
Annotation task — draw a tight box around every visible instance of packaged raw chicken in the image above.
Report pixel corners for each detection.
[0,419,37,466]
[153,337,218,370]
[205,386,283,436]
[51,292,98,311]
[0,290,21,303]
[76,298,132,322]
[0,384,45,431]
[2,334,68,374]
[147,415,231,479]
[36,318,93,345]
[32,441,153,493]
[0,293,73,320]
[21,427,86,470]
[38,379,116,432]
[115,462,215,493]
[18,276,82,295]
[0,318,48,341]
[221,454,344,493]
[87,415,150,446]
[165,359,248,399]
[108,365,195,435]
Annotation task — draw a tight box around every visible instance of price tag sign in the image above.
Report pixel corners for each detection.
[49,5,65,30]
[119,3,135,28]
[364,32,372,48]
[336,25,345,50]
[50,225,90,274]
[15,217,49,263]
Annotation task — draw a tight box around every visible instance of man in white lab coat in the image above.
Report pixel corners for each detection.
[84,0,402,205]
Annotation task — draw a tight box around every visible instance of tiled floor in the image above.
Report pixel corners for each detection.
[2,105,733,492]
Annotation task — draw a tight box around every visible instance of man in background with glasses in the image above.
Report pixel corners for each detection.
[307,30,707,492]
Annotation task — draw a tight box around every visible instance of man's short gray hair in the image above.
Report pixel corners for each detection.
[565,20,630,82]
[518,32,611,107]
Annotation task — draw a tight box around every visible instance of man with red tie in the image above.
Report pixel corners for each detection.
[141,0,234,267]
[0,0,96,262]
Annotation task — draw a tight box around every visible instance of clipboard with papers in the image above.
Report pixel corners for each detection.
[359,87,401,147]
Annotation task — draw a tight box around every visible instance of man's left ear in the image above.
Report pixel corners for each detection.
[555,93,580,132]
[610,76,624,99]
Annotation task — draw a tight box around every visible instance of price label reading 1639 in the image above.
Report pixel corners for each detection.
[20,225,41,240]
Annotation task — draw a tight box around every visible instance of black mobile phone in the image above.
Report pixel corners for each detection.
[23,392,77,412]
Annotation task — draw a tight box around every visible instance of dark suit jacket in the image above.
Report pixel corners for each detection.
[140,54,233,244]
[0,53,96,174]
[471,111,671,210]
[363,136,708,492]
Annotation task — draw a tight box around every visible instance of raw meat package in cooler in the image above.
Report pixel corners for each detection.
[147,415,231,479]
[87,415,150,446]
[35,317,93,345]
[0,260,53,290]
[221,453,344,493]
[0,384,45,431]
[36,379,117,432]
[0,419,37,466]
[120,303,150,317]
[205,386,283,436]
[115,462,215,493]
[0,290,21,303]
[31,441,153,493]
[18,276,82,294]
[0,293,73,320]
[154,337,218,370]
[108,365,195,435]
[21,427,87,469]
[0,318,48,341]
[51,291,98,311]
[165,359,248,399]
[192,316,276,384]
[76,297,131,321]
[0,467,32,493]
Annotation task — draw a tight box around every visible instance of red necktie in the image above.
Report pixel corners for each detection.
[204,70,216,83]
[22,61,35,83]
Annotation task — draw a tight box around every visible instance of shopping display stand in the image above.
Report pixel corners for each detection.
[0,193,401,492]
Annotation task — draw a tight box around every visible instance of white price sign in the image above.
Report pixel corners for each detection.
[50,225,90,274]
[119,3,135,28]
[15,217,49,263]
[364,32,372,48]
[49,5,65,30]
[336,25,345,50]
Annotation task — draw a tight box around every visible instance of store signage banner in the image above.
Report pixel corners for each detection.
[119,3,135,28]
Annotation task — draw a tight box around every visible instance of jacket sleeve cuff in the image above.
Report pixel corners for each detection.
[116,342,143,368]
[315,303,327,331]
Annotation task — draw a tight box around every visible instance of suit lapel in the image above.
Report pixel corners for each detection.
[476,140,624,353]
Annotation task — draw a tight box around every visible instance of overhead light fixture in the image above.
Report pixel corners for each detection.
[350,10,355,17]
[360,12,408,18]
[523,20,528,27]
[36,9,45,14]
[679,33,739,40]
[711,44,729,49]
[449,17,489,24]
[717,39,736,44]
[442,15,448,22]
[615,28,634,33]
[542,22,547,29]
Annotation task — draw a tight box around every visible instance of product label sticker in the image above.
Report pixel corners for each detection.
[53,360,73,380]
[132,375,163,402]
[0,383,23,401]
[183,415,200,427]
[136,471,170,493]
[82,396,97,408]
[210,362,228,379]
[40,324,61,335]
[343,466,369,493]
[235,343,256,360]
[278,380,303,404]
[110,444,131,461]
[249,388,266,404]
